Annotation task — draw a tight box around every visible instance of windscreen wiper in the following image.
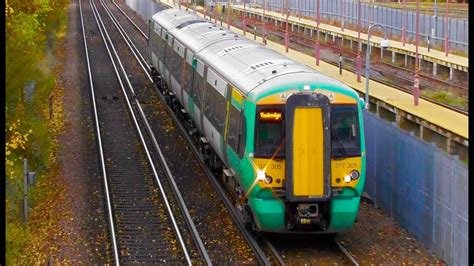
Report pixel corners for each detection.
[332,134,347,158]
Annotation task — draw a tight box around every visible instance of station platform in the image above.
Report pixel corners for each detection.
[230,4,468,73]
[158,0,468,150]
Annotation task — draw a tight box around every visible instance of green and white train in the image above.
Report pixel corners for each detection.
[148,8,366,233]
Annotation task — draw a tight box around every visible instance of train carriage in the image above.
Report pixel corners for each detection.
[148,8,366,233]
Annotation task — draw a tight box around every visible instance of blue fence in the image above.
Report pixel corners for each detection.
[363,110,468,265]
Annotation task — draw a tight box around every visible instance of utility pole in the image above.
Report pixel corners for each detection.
[285,0,289,52]
[315,0,320,66]
[356,0,361,82]
[243,0,247,35]
[444,0,449,56]
[341,0,345,32]
[402,0,406,46]
[263,0,267,44]
[414,0,420,106]
[227,0,231,29]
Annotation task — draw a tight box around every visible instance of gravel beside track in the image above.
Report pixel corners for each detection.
[94,0,259,263]
[80,0,196,263]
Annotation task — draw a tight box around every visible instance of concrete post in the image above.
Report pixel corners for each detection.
[404,54,408,67]
[449,67,453,80]
[432,62,437,76]
[447,138,456,155]
[391,51,395,64]
[395,113,405,126]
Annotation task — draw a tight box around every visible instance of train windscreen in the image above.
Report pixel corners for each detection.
[254,105,285,158]
[331,105,361,158]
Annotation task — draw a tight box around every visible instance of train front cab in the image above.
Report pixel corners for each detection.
[247,89,366,233]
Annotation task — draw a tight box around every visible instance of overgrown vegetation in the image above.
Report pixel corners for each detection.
[421,89,468,110]
[6,0,69,263]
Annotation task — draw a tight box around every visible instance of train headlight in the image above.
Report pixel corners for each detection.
[344,175,351,183]
[350,170,360,180]
[257,169,266,181]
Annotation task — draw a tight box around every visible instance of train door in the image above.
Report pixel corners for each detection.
[170,39,185,104]
[285,93,331,201]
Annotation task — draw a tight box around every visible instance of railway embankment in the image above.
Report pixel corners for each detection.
[6,0,109,263]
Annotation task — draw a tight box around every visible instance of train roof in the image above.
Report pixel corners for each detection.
[151,8,356,101]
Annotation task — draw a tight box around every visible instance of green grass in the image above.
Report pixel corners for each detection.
[421,90,467,110]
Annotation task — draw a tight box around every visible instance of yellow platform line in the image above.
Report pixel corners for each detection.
[231,4,468,70]
[157,0,468,140]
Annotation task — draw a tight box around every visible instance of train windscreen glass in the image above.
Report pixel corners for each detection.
[254,106,285,158]
[331,105,361,158]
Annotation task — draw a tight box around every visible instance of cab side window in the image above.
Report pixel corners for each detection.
[227,104,241,152]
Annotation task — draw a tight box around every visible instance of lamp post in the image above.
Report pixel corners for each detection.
[341,0,345,32]
[285,0,289,52]
[365,23,389,109]
[402,0,406,46]
[227,0,231,29]
[263,0,267,44]
[444,0,449,56]
[243,0,247,35]
[356,0,361,82]
[315,0,320,66]
[414,0,420,106]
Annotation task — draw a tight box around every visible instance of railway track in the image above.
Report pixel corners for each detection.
[101,1,287,264]
[233,16,468,115]
[91,1,362,264]
[79,0,210,263]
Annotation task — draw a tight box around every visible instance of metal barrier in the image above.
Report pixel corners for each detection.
[219,0,469,53]
[363,110,468,266]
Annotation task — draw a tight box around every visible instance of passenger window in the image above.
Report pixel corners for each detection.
[227,105,241,151]
[204,81,226,134]
[191,63,205,108]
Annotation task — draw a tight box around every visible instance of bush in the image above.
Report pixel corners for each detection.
[6,0,68,263]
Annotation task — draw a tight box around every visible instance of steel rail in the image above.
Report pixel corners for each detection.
[111,0,149,40]
[265,239,286,266]
[335,240,359,266]
[99,0,211,263]
[89,0,192,263]
[149,80,271,265]
[269,26,467,93]
[100,0,152,75]
[78,0,120,264]
[114,3,352,264]
[113,7,271,258]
